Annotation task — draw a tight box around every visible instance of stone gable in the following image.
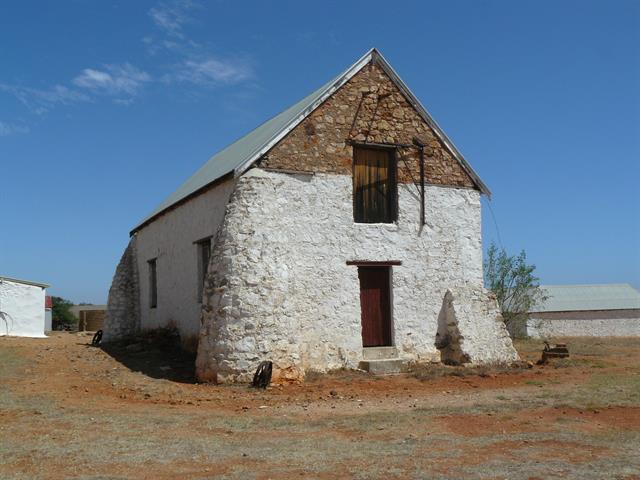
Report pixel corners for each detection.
[261,61,476,189]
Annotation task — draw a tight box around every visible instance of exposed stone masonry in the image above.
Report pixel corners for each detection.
[103,237,140,342]
[195,169,491,383]
[436,288,518,365]
[262,61,476,189]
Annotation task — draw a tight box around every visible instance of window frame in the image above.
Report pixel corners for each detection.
[147,258,157,309]
[195,236,212,302]
[352,145,398,224]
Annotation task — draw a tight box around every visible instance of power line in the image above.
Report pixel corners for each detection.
[485,198,504,249]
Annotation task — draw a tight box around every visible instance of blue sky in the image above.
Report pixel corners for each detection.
[1,0,638,303]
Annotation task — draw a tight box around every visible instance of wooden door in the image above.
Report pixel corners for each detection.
[358,266,392,347]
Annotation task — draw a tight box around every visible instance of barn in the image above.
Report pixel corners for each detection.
[0,276,49,338]
[104,49,518,383]
[526,284,640,338]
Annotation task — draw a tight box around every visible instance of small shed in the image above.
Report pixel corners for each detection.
[0,276,50,337]
[71,305,107,331]
[526,284,640,338]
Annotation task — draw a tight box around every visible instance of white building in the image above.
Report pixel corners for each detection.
[526,284,640,338]
[45,296,52,332]
[105,49,518,383]
[0,276,49,337]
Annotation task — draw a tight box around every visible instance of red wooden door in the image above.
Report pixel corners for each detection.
[358,267,392,347]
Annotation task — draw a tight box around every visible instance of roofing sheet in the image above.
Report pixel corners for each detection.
[0,276,50,289]
[531,284,640,312]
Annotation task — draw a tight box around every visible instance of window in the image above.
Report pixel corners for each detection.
[148,259,157,309]
[353,146,397,223]
[196,237,212,301]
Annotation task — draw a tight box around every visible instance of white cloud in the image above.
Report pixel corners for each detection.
[145,1,253,90]
[165,57,252,86]
[0,121,30,137]
[149,0,199,38]
[1,63,150,116]
[73,64,151,97]
[0,83,89,114]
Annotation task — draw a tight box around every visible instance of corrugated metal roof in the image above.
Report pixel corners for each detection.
[0,276,50,289]
[131,48,491,233]
[531,284,640,312]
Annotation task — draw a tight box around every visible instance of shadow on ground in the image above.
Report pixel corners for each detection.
[96,328,197,383]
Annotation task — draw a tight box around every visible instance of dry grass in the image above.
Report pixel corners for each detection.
[408,361,529,381]
[1,334,639,479]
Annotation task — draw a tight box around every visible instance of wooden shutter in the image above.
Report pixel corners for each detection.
[353,147,396,223]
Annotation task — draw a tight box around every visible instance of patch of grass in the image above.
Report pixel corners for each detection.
[537,371,640,409]
[548,357,613,369]
[524,380,545,386]
[0,348,24,379]
[409,362,527,381]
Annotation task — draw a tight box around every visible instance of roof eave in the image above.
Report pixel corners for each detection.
[0,276,50,289]
[129,171,235,236]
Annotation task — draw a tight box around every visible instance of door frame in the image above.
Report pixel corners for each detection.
[351,262,398,347]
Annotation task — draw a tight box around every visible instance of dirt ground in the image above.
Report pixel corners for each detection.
[1,333,639,479]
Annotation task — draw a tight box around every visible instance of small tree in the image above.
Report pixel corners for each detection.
[52,297,76,330]
[484,242,546,334]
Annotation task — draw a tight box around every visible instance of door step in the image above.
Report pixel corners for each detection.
[362,346,398,360]
[359,358,406,375]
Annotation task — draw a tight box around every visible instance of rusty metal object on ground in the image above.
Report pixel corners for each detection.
[252,361,273,389]
[91,329,103,346]
[539,341,569,364]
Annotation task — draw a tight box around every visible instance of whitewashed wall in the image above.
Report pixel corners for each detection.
[0,279,46,337]
[45,309,52,332]
[527,315,640,338]
[135,178,236,347]
[196,169,494,382]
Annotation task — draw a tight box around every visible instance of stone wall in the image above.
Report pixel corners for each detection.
[527,310,640,338]
[103,237,140,342]
[261,61,476,189]
[436,288,519,364]
[196,168,487,383]
[134,177,236,349]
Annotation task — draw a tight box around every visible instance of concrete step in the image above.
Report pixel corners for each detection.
[362,346,398,360]
[359,358,406,375]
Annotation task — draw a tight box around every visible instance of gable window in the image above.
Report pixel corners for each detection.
[148,259,157,309]
[353,146,397,223]
[196,237,212,302]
